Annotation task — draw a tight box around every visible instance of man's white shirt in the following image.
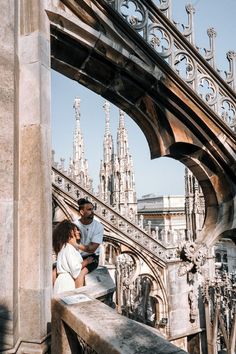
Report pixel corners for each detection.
[74,219,104,256]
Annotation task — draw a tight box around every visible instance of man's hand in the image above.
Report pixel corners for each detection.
[82,256,94,268]
[79,242,99,253]
[86,257,94,265]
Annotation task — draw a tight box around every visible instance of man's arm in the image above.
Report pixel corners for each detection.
[78,242,100,254]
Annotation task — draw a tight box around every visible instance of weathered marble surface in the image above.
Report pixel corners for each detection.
[52,267,188,354]
[0,0,52,352]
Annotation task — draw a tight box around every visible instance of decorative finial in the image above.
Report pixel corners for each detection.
[158,0,172,20]
[103,100,110,134]
[227,50,236,60]
[73,97,81,120]
[119,109,125,128]
[225,51,236,90]
[185,3,195,14]
[202,27,217,68]
[207,27,217,38]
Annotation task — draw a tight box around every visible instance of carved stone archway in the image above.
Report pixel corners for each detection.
[49,0,236,248]
[1,0,235,352]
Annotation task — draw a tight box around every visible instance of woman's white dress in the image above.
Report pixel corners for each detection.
[54,243,83,295]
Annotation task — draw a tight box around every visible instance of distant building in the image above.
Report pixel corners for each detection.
[185,169,236,273]
[214,238,236,273]
[137,194,186,244]
[138,194,186,230]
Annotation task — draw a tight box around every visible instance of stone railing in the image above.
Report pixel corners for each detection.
[104,0,236,132]
[51,267,187,354]
[52,166,180,262]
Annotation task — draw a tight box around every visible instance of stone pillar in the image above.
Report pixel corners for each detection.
[0,1,15,350]
[0,1,51,352]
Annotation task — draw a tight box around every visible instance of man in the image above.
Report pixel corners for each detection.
[74,198,104,273]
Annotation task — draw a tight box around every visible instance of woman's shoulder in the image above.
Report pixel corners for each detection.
[64,243,82,257]
[64,243,76,251]
[59,243,75,255]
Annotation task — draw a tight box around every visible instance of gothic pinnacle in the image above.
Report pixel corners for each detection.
[73,97,81,120]
[103,100,110,135]
[119,109,125,128]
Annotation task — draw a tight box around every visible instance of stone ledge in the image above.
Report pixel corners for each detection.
[52,267,188,353]
[52,297,188,354]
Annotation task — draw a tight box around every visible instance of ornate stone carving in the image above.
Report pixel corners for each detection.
[207,27,217,38]
[220,99,236,130]
[226,50,236,91]
[198,76,217,104]
[174,52,195,81]
[116,253,159,327]
[148,25,172,57]
[188,288,198,323]
[202,272,236,353]
[76,335,98,354]
[120,0,147,30]
[158,0,171,19]
[178,242,208,276]
[104,0,236,132]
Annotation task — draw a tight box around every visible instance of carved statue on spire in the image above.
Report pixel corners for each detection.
[73,97,81,119]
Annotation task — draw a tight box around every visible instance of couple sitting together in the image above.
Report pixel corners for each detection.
[53,198,104,295]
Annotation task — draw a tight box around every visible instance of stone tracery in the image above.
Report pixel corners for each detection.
[105,0,236,131]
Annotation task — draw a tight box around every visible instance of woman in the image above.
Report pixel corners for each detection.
[53,219,94,295]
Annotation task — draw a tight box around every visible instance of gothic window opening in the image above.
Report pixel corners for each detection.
[104,242,119,265]
[115,253,158,328]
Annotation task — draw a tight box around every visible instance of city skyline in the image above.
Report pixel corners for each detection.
[52,0,236,198]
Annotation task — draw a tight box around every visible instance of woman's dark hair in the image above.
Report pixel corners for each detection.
[53,219,79,255]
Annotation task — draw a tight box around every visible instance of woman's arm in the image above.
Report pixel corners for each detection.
[74,257,94,288]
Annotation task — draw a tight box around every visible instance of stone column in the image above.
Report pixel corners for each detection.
[0,1,52,352]
[0,1,15,350]
[18,0,52,352]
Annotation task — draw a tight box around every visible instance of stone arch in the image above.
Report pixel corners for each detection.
[52,192,73,222]
[103,241,121,265]
[137,273,168,329]
[48,2,236,248]
[219,229,236,244]
[166,142,236,245]
[108,245,168,313]
[2,1,234,351]
[115,252,168,329]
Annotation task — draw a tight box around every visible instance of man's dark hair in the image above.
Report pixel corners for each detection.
[77,198,93,210]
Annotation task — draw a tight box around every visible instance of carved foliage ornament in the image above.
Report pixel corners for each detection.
[178,242,208,276]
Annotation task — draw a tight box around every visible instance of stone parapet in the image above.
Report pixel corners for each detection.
[51,267,188,354]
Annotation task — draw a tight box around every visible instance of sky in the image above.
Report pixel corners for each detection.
[51,0,236,199]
